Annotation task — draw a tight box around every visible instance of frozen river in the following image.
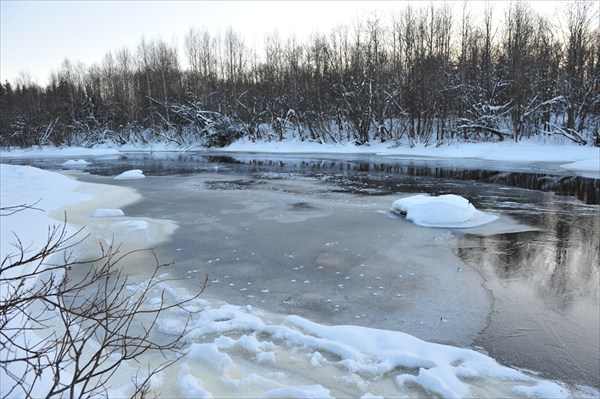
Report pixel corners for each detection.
[8,152,599,390]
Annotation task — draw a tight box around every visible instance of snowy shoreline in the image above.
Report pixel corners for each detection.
[1,138,598,177]
[1,143,599,397]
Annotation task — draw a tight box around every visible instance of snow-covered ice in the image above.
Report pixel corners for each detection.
[149,299,584,398]
[561,158,600,175]
[392,194,499,228]
[260,385,334,398]
[114,169,145,179]
[0,164,91,260]
[92,208,125,217]
[1,149,599,398]
[0,164,177,398]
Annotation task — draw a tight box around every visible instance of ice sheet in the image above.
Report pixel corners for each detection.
[92,208,125,217]
[2,163,598,399]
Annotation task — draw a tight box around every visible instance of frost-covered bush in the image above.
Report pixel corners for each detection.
[203,115,244,147]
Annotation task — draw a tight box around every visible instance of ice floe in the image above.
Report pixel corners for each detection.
[61,159,90,168]
[114,169,145,179]
[392,194,499,228]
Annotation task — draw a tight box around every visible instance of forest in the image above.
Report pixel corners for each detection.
[1,1,598,149]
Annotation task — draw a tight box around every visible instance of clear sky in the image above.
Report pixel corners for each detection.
[1,1,565,86]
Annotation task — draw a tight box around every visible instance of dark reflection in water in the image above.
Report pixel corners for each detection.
[3,151,599,387]
[457,204,599,388]
[26,152,596,204]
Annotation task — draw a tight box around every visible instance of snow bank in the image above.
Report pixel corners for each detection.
[114,169,145,179]
[0,146,119,158]
[225,138,382,154]
[223,138,600,173]
[392,194,498,228]
[1,138,597,174]
[0,164,92,261]
[378,140,599,166]
[0,165,175,398]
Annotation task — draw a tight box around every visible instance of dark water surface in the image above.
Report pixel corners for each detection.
[4,151,599,388]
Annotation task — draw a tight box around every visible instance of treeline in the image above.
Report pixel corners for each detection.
[1,1,599,148]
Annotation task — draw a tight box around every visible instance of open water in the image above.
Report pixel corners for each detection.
[5,151,599,389]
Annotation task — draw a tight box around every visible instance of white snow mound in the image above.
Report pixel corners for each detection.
[92,208,125,218]
[114,169,145,180]
[61,159,90,168]
[392,194,498,228]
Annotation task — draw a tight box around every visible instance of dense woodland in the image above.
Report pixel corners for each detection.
[1,1,599,148]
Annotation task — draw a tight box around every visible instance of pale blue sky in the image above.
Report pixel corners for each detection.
[1,1,562,86]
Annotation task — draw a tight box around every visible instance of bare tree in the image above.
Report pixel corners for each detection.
[184,27,218,99]
[502,1,535,141]
[561,0,598,141]
[2,2,599,148]
[223,27,247,86]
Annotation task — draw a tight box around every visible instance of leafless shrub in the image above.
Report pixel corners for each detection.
[1,206,206,398]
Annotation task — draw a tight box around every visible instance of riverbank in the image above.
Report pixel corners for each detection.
[1,146,599,397]
[1,137,598,178]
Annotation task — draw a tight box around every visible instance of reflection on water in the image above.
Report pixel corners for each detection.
[457,200,599,388]
[60,152,599,204]
[4,151,599,388]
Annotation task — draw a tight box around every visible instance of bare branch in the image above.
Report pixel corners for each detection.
[1,207,206,398]
[0,199,44,216]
